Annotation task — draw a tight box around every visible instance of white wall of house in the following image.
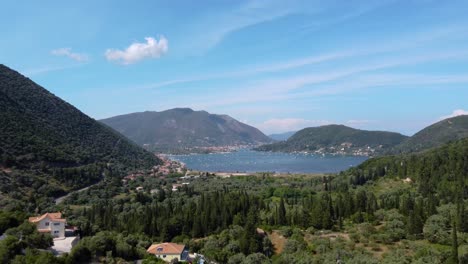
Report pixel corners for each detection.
[37,217,65,238]
[156,253,182,262]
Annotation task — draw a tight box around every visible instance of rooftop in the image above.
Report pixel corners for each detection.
[28,212,66,223]
[147,242,185,255]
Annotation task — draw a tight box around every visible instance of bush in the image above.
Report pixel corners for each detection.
[244,253,271,264]
[423,214,450,244]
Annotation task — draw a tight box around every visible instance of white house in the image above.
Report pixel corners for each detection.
[28,212,66,238]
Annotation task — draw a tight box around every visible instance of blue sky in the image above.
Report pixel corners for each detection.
[1,0,468,135]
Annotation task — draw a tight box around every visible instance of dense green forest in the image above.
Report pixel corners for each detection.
[0,64,161,210]
[1,136,464,263]
[255,124,407,155]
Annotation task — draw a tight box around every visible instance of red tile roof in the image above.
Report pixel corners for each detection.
[147,243,185,255]
[28,212,66,223]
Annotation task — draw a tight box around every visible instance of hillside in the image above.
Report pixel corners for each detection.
[0,64,161,209]
[255,124,408,156]
[100,109,272,153]
[391,115,468,154]
[347,136,468,195]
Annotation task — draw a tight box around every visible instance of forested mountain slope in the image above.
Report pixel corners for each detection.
[391,115,468,154]
[346,137,468,198]
[0,64,161,209]
[256,125,407,156]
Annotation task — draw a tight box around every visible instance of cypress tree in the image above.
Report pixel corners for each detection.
[451,221,459,264]
[278,198,287,225]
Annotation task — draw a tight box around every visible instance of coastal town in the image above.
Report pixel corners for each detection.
[123,154,187,182]
[309,142,383,157]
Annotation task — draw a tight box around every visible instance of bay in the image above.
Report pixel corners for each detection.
[168,149,367,174]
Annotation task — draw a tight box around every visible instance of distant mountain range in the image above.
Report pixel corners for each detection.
[256,115,468,156]
[255,125,408,156]
[0,64,160,208]
[390,115,468,154]
[100,109,272,153]
[268,131,296,141]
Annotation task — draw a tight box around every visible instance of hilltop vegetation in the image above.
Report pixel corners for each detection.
[391,115,468,154]
[100,108,272,153]
[0,64,161,210]
[256,125,407,156]
[348,137,468,193]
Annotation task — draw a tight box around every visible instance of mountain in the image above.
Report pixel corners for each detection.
[268,131,296,141]
[391,115,468,154]
[100,109,272,152]
[0,64,161,208]
[346,136,467,194]
[255,124,408,156]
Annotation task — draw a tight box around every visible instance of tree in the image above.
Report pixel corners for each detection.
[243,253,271,264]
[0,236,22,263]
[451,221,459,264]
[227,253,245,264]
[69,243,92,263]
[423,214,450,244]
[277,198,287,225]
[262,236,274,257]
[383,210,406,242]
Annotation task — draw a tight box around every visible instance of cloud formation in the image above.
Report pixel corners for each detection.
[257,118,331,134]
[105,36,168,64]
[439,109,468,120]
[51,48,89,62]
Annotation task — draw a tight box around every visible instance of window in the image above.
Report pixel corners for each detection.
[54,231,59,234]
[53,223,60,226]
[45,222,49,226]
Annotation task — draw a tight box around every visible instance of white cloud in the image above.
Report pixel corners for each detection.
[439,109,468,120]
[257,118,331,134]
[177,0,395,55]
[105,36,168,65]
[51,48,89,62]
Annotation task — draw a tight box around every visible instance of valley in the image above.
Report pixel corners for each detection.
[0,63,467,263]
[1,2,468,262]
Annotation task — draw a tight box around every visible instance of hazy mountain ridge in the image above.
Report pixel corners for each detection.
[100,108,273,153]
[268,131,296,141]
[256,124,408,156]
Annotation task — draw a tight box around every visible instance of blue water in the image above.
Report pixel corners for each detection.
[169,149,367,173]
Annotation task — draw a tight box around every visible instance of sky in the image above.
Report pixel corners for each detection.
[1,0,468,135]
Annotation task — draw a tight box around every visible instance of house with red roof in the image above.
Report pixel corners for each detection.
[28,212,66,238]
[147,242,189,262]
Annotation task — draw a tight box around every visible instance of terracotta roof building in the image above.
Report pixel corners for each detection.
[147,242,188,262]
[28,212,66,238]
